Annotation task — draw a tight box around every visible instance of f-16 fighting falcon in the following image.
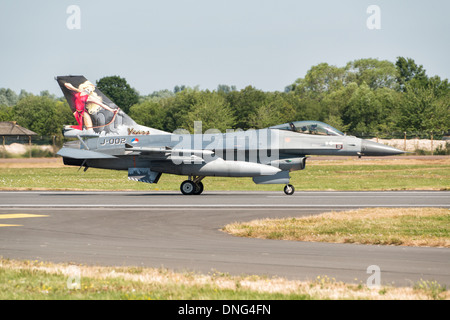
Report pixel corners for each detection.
[56,75,405,195]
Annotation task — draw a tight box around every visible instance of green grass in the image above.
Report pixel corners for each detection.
[1,259,448,300]
[0,268,308,300]
[0,160,449,191]
[0,260,308,300]
[223,208,450,247]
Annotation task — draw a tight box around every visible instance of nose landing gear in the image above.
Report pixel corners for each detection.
[284,184,295,195]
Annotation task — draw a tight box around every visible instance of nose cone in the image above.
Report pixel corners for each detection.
[361,140,406,156]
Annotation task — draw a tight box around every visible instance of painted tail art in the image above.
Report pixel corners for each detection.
[56,75,168,137]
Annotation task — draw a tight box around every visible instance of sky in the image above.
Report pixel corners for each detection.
[0,0,449,96]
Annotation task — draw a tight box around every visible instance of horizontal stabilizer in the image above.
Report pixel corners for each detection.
[57,148,118,159]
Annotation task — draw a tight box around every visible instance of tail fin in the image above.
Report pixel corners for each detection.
[56,75,169,137]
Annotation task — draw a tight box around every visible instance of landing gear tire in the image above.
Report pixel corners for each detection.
[180,180,196,195]
[193,182,204,195]
[284,184,295,195]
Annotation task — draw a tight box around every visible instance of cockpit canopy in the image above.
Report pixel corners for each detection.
[270,121,344,136]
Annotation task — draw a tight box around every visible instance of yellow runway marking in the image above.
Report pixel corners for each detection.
[0,213,49,227]
[0,214,49,219]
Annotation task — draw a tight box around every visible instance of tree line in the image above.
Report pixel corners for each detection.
[0,57,448,138]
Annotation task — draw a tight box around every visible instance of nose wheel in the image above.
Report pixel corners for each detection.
[284,184,295,195]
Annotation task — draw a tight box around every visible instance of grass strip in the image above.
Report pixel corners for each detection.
[0,159,449,191]
[0,259,448,300]
[223,208,450,247]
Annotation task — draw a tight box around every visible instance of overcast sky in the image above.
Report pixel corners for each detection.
[1,0,449,96]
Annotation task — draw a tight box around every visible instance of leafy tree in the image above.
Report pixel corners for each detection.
[341,83,384,133]
[248,93,295,129]
[18,89,32,101]
[289,94,324,123]
[398,80,450,133]
[321,83,359,132]
[140,89,175,103]
[395,57,428,91]
[226,86,267,130]
[39,90,58,100]
[183,93,235,133]
[96,76,139,114]
[0,88,18,107]
[345,58,398,90]
[372,87,403,132]
[290,63,346,96]
[162,88,203,132]
[173,85,187,94]
[12,96,60,136]
[286,63,349,126]
[0,105,14,121]
[129,100,166,130]
[217,84,237,94]
[0,95,8,106]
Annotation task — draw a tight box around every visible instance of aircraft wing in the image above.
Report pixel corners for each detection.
[57,147,118,159]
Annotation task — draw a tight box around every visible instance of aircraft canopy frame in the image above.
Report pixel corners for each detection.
[270,121,344,136]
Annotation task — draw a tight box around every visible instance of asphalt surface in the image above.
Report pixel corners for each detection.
[0,190,449,287]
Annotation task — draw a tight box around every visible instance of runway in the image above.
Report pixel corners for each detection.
[0,191,449,287]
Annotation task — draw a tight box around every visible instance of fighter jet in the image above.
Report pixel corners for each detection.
[56,75,405,195]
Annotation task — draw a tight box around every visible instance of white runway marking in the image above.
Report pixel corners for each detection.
[0,204,448,208]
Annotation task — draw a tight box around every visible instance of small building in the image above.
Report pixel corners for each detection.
[0,121,37,157]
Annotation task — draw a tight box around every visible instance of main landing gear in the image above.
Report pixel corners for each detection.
[180,176,205,195]
[180,176,295,196]
[284,184,295,195]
